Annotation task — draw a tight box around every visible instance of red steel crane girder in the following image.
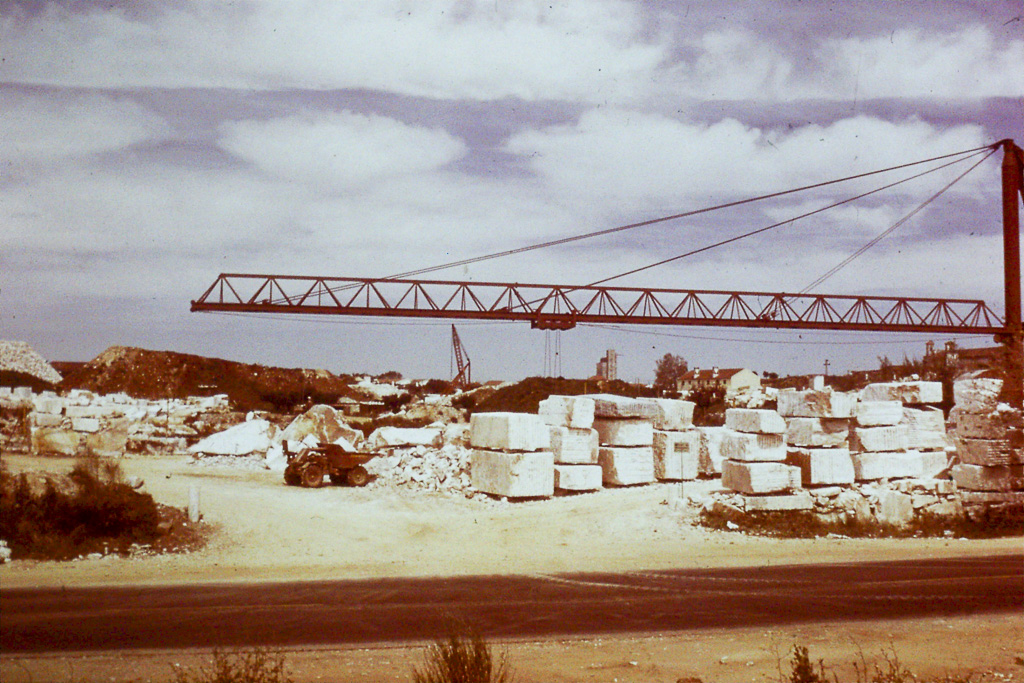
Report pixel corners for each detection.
[191,273,1007,335]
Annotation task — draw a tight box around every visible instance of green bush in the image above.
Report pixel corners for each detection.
[172,648,292,683]
[0,457,161,560]
[412,627,513,683]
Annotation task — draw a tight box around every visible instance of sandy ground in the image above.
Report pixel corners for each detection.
[1,453,1022,682]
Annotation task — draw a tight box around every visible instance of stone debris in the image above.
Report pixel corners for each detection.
[367,444,474,494]
[852,425,910,453]
[786,448,855,486]
[583,394,660,420]
[861,381,942,404]
[538,395,595,429]
[0,539,11,564]
[720,431,786,462]
[593,418,653,447]
[724,408,786,434]
[777,389,856,418]
[366,426,443,450]
[0,340,62,384]
[784,417,850,448]
[721,460,801,495]
[470,412,550,451]
[470,449,554,498]
[554,464,603,491]
[854,401,904,427]
[652,430,700,481]
[742,491,813,511]
[189,418,278,456]
[598,446,656,486]
[876,490,914,526]
[637,398,695,430]
[548,426,598,464]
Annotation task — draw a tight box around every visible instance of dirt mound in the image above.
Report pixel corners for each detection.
[59,346,359,412]
[471,376,658,414]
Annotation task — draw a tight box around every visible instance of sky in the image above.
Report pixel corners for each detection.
[2,0,1022,383]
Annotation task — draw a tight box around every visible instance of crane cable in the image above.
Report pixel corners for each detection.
[798,146,997,293]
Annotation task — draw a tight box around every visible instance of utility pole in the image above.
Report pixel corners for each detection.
[823,359,830,378]
[1000,140,1023,406]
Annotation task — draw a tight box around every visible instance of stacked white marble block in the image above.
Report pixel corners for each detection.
[720,407,803,502]
[949,379,1023,494]
[848,382,947,481]
[584,394,657,486]
[644,398,699,481]
[778,389,855,490]
[538,395,602,492]
[469,412,554,498]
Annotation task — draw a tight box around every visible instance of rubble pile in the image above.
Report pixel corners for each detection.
[366,444,474,494]
[0,340,62,385]
[8,388,232,457]
[950,378,1024,502]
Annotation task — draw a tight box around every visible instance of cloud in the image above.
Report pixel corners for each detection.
[504,112,991,220]
[218,111,467,190]
[0,1,667,102]
[0,91,171,165]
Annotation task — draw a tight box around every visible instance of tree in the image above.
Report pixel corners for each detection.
[653,353,689,394]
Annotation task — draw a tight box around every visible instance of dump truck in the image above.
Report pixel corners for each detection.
[283,443,375,488]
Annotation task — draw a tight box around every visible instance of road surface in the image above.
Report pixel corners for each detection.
[2,554,1021,653]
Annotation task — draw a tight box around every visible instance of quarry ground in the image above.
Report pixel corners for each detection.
[1,453,1022,682]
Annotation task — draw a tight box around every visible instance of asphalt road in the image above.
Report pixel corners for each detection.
[2,555,1021,653]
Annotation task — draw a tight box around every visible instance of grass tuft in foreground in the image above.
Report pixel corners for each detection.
[171,648,292,683]
[412,625,513,683]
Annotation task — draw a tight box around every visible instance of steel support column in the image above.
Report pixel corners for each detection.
[1000,139,1023,406]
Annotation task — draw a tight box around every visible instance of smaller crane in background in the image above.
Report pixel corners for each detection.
[451,325,471,389]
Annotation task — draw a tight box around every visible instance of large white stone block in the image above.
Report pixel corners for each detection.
[851,451,925,480]
[598,446,655,486]
[951,464,1024,492]
[725,408,785,434]
[784,418,850,448]
[861,381,942,404]
[31,427,82,455]
[902,407,949,450]
[189,419,279,456]
[855,401,904,427]
[852,425,909,453]
[786,448,855,485]
[593,418,653,446]
[920,450,953,479]
[538,395,595,429]
[777,389,856,418]
[720,430,786,462]
[653,430,700,480]
[638,398,695,430]
[953,404,1022,439]
[721,460,801,494]
[698,426,728,475]
[32,413,63,428]
[584,394,660,419]
[553,464,603,491]
[470,412,550,451]
[955,436,1023,467]
[953,378,1002,413]
[549,426,599,464]
[31,396,63,415]
[471,450,554,498]
[877,490,914,527]
[71,417,101,433]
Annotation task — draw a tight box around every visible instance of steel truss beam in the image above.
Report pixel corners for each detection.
[192,274,1005,335]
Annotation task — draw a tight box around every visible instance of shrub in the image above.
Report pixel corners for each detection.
[0,457,161,560]
[412,626,513,683]
[172,648,292,683]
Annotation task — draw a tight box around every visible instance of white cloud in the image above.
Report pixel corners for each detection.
[218,112,467,190]
[0,1,667,103]
[0,92,170,164]
[505,112,991,219]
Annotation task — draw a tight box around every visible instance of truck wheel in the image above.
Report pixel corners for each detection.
[284,466,301,486]
[346,466,369,487]
[300,462,325,488]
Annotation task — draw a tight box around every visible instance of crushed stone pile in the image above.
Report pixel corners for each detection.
[366,444,477,496]
[0,340,62,384]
